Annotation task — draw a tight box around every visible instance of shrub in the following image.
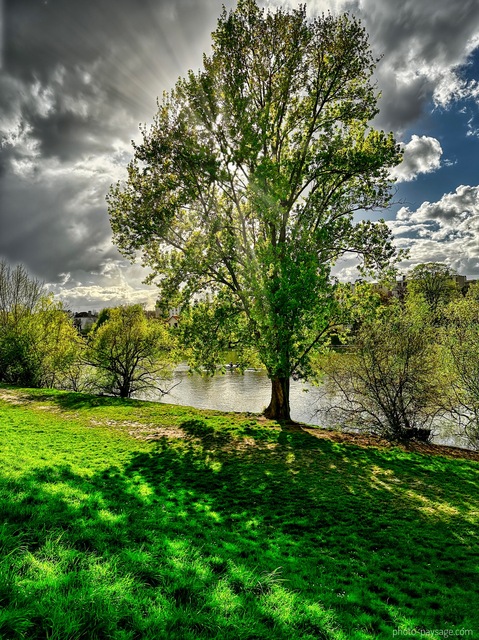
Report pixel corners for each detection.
[321,298,446,442]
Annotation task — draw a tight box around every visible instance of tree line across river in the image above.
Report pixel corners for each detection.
[1,258,479,451]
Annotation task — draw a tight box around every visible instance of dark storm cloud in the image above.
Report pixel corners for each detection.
[360,0,479,63]
[0,0,233,304]
[5,0,217,81]
[4,0,232,157]
[350,0,479,131]
[3,0,479,305]
[0,160,114,279]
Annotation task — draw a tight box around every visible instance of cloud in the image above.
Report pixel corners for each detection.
[395,236,479,278]
[3,0,479,308]
[391,185,479,276]
[390,135,442,183]
[357,0,479,130]
[399,185,479,225]
[275,0,479,130]
[0,0,236,309]
[0,146,131,276]
[46,259,159,311]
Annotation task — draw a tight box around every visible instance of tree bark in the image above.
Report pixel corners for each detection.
[119,379,131,398]
[264,376,291,421]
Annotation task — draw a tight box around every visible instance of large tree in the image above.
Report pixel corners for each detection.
[108,0,402,420]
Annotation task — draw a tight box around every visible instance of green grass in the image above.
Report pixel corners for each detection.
[0,386,478,639]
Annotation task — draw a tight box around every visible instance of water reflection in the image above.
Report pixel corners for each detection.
[142,367,470,449]
[158,368,316,419]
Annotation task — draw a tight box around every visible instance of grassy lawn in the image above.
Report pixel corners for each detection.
[0,386,478,639]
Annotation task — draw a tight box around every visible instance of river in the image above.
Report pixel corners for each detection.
[140,366,470,449]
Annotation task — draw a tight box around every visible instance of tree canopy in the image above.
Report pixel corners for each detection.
[108,0,402,419]
[407,262,459,318]
[0,260,81,388]
[86,305,176,399]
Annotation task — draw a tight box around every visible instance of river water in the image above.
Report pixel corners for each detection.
[142,367,470,449]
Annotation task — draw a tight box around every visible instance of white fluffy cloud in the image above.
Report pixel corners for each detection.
[391,185,479,275]
[358,0,479,130]
[390,135,442,183]
[398,185,479,225]
[45,260,159,311]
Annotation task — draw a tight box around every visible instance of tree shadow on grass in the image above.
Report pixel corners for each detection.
[1,423,479,639]
[1,444,344,639]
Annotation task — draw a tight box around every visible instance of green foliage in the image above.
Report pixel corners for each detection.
[0,293,81,389]
[0,387,478,638]
[108,1,402,418]
[322,298,446,441]
[337,279,386,327]
[94,306,111,330]
[86,305,177,398]
[407,262,459,319]
[465,281,479,301]
[178,294,260,374]
[24,297,83,389]
[442,294,479,448]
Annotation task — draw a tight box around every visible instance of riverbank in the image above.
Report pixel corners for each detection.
[1,386,478,639]
[142,367,473,449]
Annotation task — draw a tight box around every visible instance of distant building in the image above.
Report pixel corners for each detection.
[167,306,181,328]
[454,274,468,290]
[351,271,478,302]
[389,273,477,299]
[392,275,407,300]
[73,311,98,332]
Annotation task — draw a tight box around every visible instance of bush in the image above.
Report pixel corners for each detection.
[0,296,81,389]
[321,298,446,442]
[442,294,479,449]
[85,305,177,398]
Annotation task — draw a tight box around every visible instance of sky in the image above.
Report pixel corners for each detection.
[1,0,479,310]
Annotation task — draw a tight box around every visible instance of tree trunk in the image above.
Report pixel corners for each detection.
[264,376,291,421]
[119,378,131,398]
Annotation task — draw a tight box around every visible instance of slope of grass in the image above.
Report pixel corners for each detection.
[0,385,478,639]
